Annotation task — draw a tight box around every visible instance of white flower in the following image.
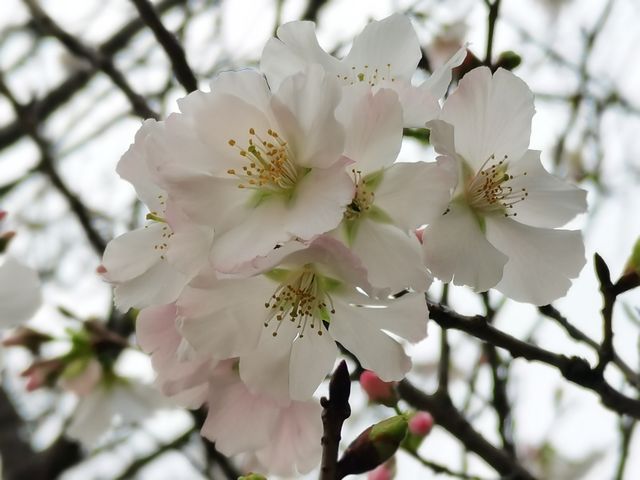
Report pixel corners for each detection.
[334,88,457,294]
[151,66,354,272]
[66,378,170,445]
[260,13,467,127]
[59,358,103,396]
[179,236,427,402]
[100,121,214,310]
[423,67,587,305]
[137,304,322,476]
[0,257,41,328]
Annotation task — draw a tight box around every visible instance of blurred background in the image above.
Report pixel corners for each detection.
[0,0,639,478]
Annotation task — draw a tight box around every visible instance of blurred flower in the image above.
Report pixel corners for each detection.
[59,357,103,396]
[424,67,587,305]
[261,13,467,127]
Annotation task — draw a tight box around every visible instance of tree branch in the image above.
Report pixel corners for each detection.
[320,361,351,480]
[129,0,199,93]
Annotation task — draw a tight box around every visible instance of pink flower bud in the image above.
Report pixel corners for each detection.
[360,370,397,405]
[96,264,107,274]
[368,464,393,480]
[409,411,434,437]
[0,210,6,221]
[414,227,425,244]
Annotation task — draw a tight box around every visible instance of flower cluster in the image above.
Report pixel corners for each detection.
[100,13,586,475]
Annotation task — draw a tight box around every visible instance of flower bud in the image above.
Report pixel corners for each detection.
[360,370,398,406]
[495,50,522,71]
[21,358,65,391]
[368,463,394,480]
[408,411,434,437]
[337,415,408,476]
[0,210,6,221]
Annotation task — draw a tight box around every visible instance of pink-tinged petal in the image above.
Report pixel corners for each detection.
[208,69,271,112]
[420,46,467,99]
[507,150,588,228]
[177,277,272,359]
[239,318,298,401]
[255,400,322,475]
[349,219,429,294]
[285,157,354,240]
[113,259,188,310]
[0,258,41,327]
[343,89,403,173]
[165,218,215,277]
[422,203,507,291]
[374,159,457,230]
[486,217,585,305]
[260,21,340,90]
[289,326,337,400]
[343,14,421,82]
[395,80,442,127]
[201,381,280,454]
[102,223,165,283]
[441,67,534,171]
[329,295,414,381]
[270,65,345,169]
[136,304,180,369]
[426,119,458,159]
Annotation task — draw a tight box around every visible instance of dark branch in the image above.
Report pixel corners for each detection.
[129,0,199,93]
[320,361,351,480]
[397,381,535,480]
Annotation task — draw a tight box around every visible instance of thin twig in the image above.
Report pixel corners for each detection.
[320,361,351,480]
[129,0,199,93]
[484,0,502,67]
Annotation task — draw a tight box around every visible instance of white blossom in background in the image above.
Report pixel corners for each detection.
[0,257,41,328]
[151,66,354,273]
[100,121,214,310]
[178,236,427,402]
[261,13,467,127]
[424,67,587,305]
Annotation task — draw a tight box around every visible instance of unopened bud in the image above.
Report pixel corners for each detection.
[368,463,394,480]
[2,326,52,353]
[238,474,267,480]
[21,358,65,391]
[337,415,408,476]
[495,50,522,71]
[360,370,398,406]
[408,411,434,437]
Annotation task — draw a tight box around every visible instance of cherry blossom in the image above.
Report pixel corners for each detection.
[423,67,587,305]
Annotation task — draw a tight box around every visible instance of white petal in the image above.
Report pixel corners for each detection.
[201,381,280,454]
[441,67,534,171]
[239,317,298,401]
[374,160,457,230]
[0,257,41,327]
[395,80,442,127]
[486,216,585,305]
[329,295,413,381]
[420,46,467,99]
[102,223,165,283]
[114,258,188,310]
[507,150,587,228]
[285,157,354,240]
[178,277,272,359]
[289,326,337,400]
[208,69,271,112]
[136,304,180,368]
[343,89,403,173]
[344,14,421,82]
[271,65,345,169]
[425,119,457,159]
[260,21,340,90]
[255,400,322,475]
[349,219,429,293]
[422,203,507,291]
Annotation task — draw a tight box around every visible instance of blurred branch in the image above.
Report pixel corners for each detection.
[427,302,640,419]
[403,448,488,480]
[483,0,501,67]
[22,0,158,120]
[0,72,107,254]
[0,0,185,152]
[302,0,329,22]
[397,381,535,479]
[614,415,636,480]
[129,0,199,93]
